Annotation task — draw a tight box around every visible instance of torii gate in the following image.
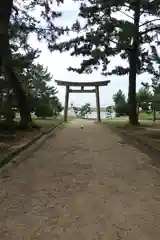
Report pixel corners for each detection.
[55,80,110,122]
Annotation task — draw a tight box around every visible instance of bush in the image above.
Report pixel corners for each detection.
[35,104,53,118]
[115,101,128,116]
[3,108,16,122]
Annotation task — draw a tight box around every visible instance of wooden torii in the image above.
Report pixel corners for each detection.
[55,80,110,122]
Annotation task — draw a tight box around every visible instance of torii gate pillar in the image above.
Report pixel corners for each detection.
[55,80,110,122]
[95,86,101,122]
[64,86,69,122]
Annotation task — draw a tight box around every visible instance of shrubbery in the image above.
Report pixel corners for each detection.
[115,101,128,117]
[35,104,53,118]
[3,108,16,122]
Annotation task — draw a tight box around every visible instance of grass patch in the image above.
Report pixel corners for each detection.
[103,113,160,128]
[103,117,160,131]
[15,114,74,128]
[0,116,66,166]
[33,118,63,129]
[139,111,160,121]
[67,116,76,121]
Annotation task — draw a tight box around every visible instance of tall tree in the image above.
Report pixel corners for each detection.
[0,0,66,127]
[136,86,152,111]
[142,45,160,111]
[113,90,126,105]
[113,89,128,116]
[0,0,33,127]
[52,0,160,125]
[25,62,62,115]
[79,103,92,118]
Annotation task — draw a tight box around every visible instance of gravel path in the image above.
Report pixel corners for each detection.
[0,119,160,239]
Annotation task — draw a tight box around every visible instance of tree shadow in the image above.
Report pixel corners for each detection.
[109,127,160,169]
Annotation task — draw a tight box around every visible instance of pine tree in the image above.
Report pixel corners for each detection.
[0,0,66,127]
[52,0,160,125]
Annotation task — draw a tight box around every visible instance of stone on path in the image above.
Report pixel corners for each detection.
[0,119,160,239]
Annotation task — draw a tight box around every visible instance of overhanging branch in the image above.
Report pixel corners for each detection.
[139,19,160,28]
[140,25,160,35]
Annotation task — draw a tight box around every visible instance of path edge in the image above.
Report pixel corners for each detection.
[0,120,65,174]
[105,124,160,154]
[118,130,160,154]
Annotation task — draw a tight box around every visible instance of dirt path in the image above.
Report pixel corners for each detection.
[0,119,160,239]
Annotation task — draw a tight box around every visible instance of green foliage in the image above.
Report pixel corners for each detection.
[152,91,160,111]
[71,103,91,118]
[3,108,16,122]
[3,0,159,126]
[79,103,92,118]
[0,106,16,133]
[136,87,153,111]
[73,106,79,116]
[0,0,67,128]
[52,0,160,75]
[113,90,128,116]
[51,0,160,125]
[35,104,53,118]
[113,90,126,105]
[11,0,67,50]
[115,101,128,117]
[50,97,63,116]
[28,63,58,109]
[141,47,160,111]
[106,106,113,113]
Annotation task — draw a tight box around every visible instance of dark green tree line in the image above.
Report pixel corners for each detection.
[142,46,160,111]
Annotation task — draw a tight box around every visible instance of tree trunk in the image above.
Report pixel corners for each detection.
[153,108,156,122]
[128,51,139,125]
[128,0,140,126]
[4,66,32,126]
[0,0,32,128]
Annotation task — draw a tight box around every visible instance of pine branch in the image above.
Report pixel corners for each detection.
[139,18,160,28]
[140,25,160,35]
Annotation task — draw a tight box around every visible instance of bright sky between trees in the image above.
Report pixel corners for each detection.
[28,0,152,108]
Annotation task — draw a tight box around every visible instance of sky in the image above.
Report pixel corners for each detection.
[29,0,152,108]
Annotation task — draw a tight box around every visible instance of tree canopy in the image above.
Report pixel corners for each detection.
[113,89,128,116]
[1,0,160,127]
[0,0,64,128]
[52,0,160,125]
[72,103,92,119]
[136,86,153,110]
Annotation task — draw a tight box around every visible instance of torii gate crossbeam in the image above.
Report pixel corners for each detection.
[55,80,110,122]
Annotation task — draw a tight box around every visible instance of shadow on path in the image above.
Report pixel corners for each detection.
[108,127,160,169]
